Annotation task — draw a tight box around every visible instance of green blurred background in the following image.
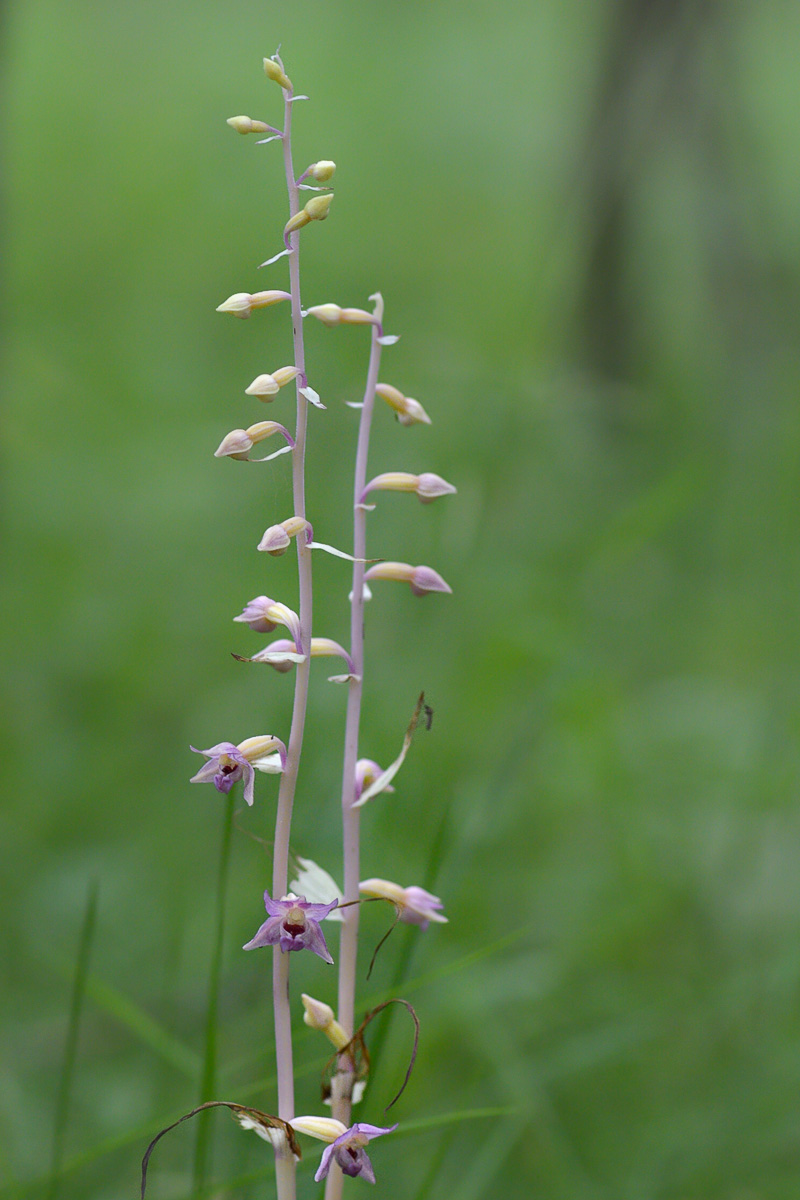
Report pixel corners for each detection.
[4,1,800,1197]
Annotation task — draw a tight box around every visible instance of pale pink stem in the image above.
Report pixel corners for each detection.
[325,296,384,1200]
[271,69,313,1200]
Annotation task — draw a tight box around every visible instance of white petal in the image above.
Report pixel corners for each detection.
[259,248,292,268]
[328,673,362,684]
[290,856,344,918]
[255,135,282,145]
[352,697,425,807]
[348,582,373,603]
[251,650,307,665]
[299,385,325,409]
[251,444,293,463]
[251,752,285,773]
[377,334,400,345]
[310,541,363,562]
[346,401,364,409]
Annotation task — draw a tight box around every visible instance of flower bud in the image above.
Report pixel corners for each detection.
[283,194,333,243]
[359,879,447,929]
[258,516,312,555]
[245,373,280,397]
[215,421,292,461]
[214,428,252,460]
[309,160,336,182]
[304,193,333,221]
[263,57,292,90]
[306,303,344,325]
[375,382,432,426]
[257,524,291,555]
[364,562,452,596]
[360,471,456,503]
[226,115,271,134]
[301,993,350,1050]
[216,290,291,319]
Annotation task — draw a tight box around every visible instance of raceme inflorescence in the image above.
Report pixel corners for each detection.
[143,52,454,1200]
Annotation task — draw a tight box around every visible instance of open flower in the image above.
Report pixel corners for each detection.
[190,736,286,806]
[312,1122,397,1183]
[243,892,338,962]
[359,879,447,929]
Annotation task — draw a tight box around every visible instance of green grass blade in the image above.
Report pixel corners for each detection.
[46,881,98,1200]
[192,791,235,1194]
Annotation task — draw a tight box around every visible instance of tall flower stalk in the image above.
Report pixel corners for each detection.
[153,51,455,1200]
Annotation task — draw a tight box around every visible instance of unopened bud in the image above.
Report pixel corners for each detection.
[309,160,336,182]
[214,428,252,460]
[216,290,291,319]
[416,472,457,502]
[361,470,458,503]
[226,115,271,134]
[263,57,292,90]
[257,524,291,555]
[375,382,432,426]
[306,303,378,328]
[300,993,351,1049]
[245,373,279,397]
[304,193,333,221]
[364,561,452,597]
[257,516,311,556]
[306,303,344,325]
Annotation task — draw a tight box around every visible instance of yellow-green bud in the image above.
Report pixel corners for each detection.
[304,193,333,222]
[226,115,271,135]
[309,160,336,182]
[263,57,292,90]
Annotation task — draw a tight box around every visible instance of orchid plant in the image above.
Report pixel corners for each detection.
[143,51,454,1199]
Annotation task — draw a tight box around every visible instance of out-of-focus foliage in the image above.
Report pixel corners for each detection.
[3,1,800,1197]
